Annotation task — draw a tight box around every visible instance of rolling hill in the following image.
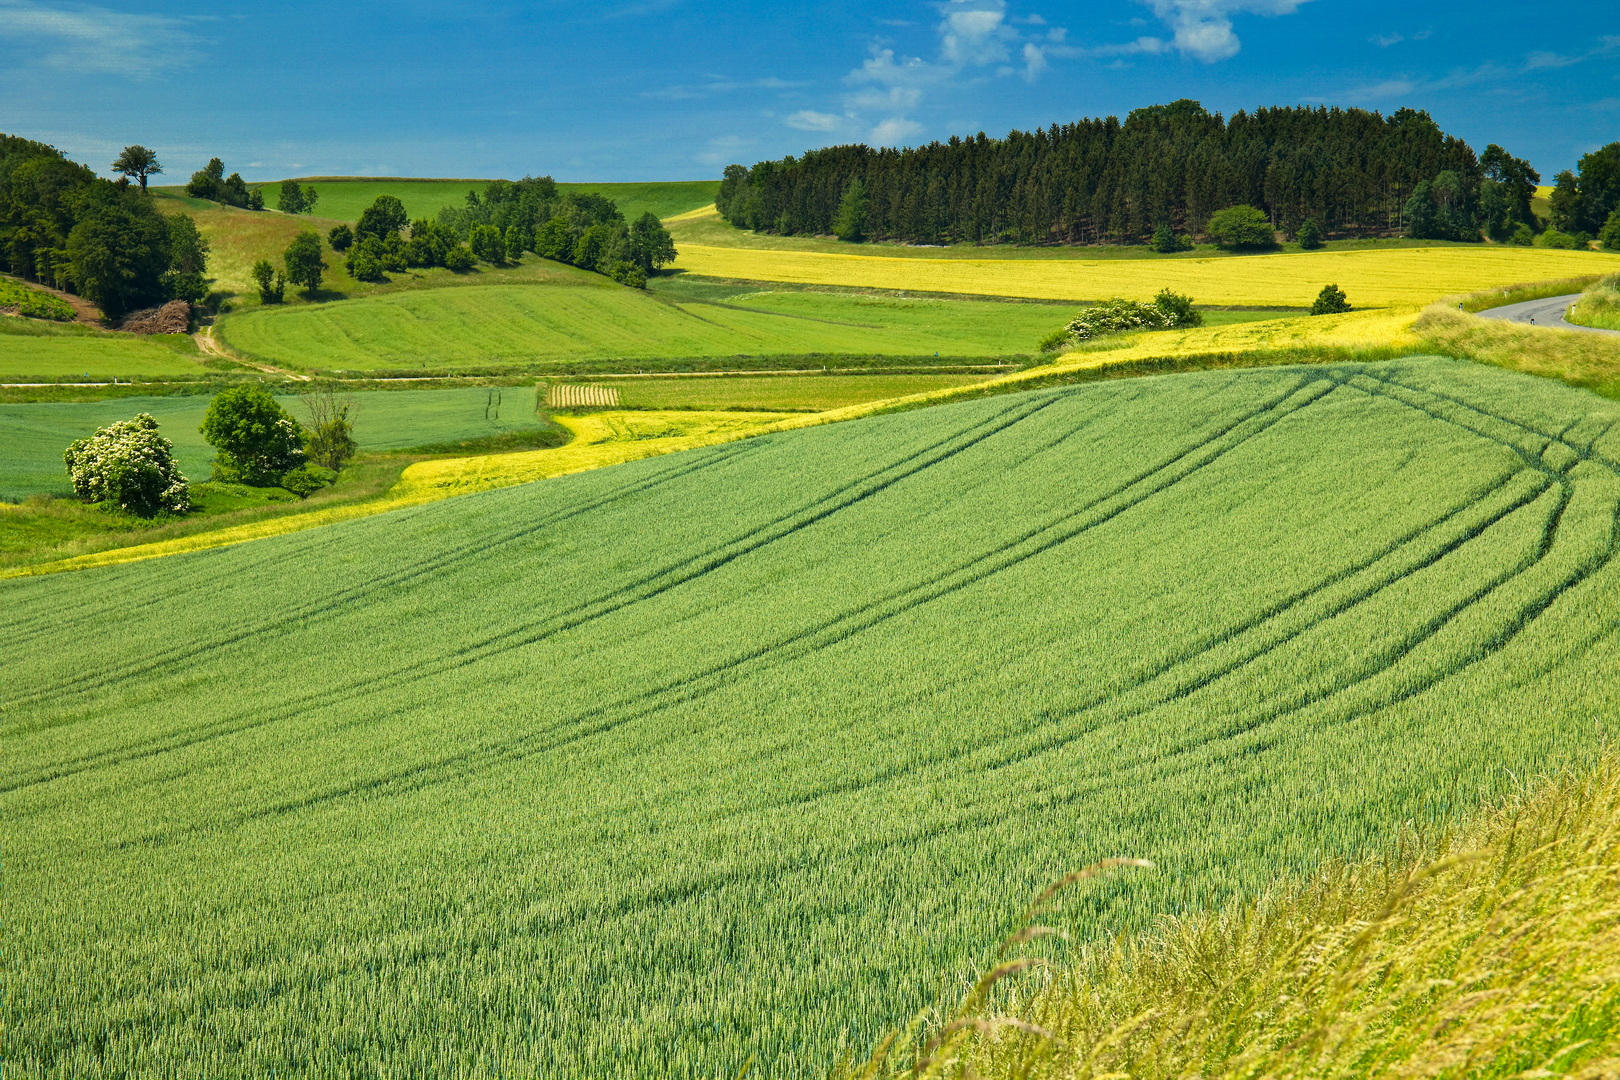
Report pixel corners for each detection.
[8,356,1620,1078]
[155,179,721,227]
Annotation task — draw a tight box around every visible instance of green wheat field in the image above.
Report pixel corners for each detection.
[8,356,1620,1078]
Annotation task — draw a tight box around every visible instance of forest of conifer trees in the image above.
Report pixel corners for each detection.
[716,100,1536,247]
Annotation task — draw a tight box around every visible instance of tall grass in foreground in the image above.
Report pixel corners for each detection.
[1568,275,1620,332]
[849,751,1620,1080]
[1415,302,1620,397]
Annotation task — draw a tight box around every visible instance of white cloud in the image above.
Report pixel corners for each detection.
[1021,41,1047,80]
[870,117,924,145]
[940,5,1012,65]
[0,0,198,75]
[1141,0,1307,62]
[1349,77,1417,100]
[1525,50,1579,70]
[1370,32,1403,47]
[786,110,841,132]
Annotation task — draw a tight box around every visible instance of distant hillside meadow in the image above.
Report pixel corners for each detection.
[9,357,1620,1076]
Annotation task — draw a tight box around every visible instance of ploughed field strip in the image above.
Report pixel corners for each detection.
[9,357,1620,1078]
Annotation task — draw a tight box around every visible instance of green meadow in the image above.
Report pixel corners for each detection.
[0,318,212,382]
[163,178,722,225]
[0,387,556,499]
[8,357,1619,1078]
[215,283,1284,375]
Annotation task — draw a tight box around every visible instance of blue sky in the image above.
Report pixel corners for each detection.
[1,0,1616,182]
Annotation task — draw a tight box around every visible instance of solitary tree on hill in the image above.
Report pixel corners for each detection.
[112,146,162,191]
[283,231,327,296]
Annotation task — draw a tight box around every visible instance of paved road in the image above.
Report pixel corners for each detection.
[1476,293,1620,336]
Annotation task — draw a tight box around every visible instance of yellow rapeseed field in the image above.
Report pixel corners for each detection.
[674,243,1620,306]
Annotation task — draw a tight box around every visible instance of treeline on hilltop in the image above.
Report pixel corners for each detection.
[256,180,677,301]
[717,100,1549,246]
[438,178,675,285]
[1,134,211,319]
[314,178,675,290]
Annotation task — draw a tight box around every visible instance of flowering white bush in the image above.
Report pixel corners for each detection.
[1059,290,1205,343]
[1064,297,1172,340]
[63,413,190,516]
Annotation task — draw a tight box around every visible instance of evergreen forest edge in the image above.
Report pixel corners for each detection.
[716,99,1620,249]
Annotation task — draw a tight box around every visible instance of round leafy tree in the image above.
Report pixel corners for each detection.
[64,413,190,516]
[1297,218,1324,249]
[1205,205,1276,250]
[201,384,306,485]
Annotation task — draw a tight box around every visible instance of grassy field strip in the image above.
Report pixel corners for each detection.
[673,244,1620,305]
[10,358,1620,1077]
[214,284,1070,373]
[154,180,723,227]
[1,308,1424,578]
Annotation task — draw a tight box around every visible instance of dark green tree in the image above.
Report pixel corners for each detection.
[277,179,307,214]
[327,224,353,251]
[162,213,210,304]
[300,184,318,215]
[65,193,171,319]
[345,237,387,281]
[186,158,225,200]
[1600,210,1620,254]
[1549,171,1581,233]
[832,178,868,242]
[1573,143,1620,234]
[1480,144,1539,236]
[504,224,527,263]
[283,230,327,295]
[469,224,506,264]
[221,173,251,209]
[200,385,306,484]
[1205,205,1275,249]
[1296,219,1323,249]
[627,211,676,273]
[444,244,476,272]
[1404,181,1439,239]
[534,217,575,261]
[1310,283,1352,315]
[1151,224,1181,253]
[355,195,408,243]
[250,259,284,303]
[111,146,162,191]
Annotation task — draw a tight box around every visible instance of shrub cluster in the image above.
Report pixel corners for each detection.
[63,413,190,515]
[1061,290,1204,341]
[185,157,263,210]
